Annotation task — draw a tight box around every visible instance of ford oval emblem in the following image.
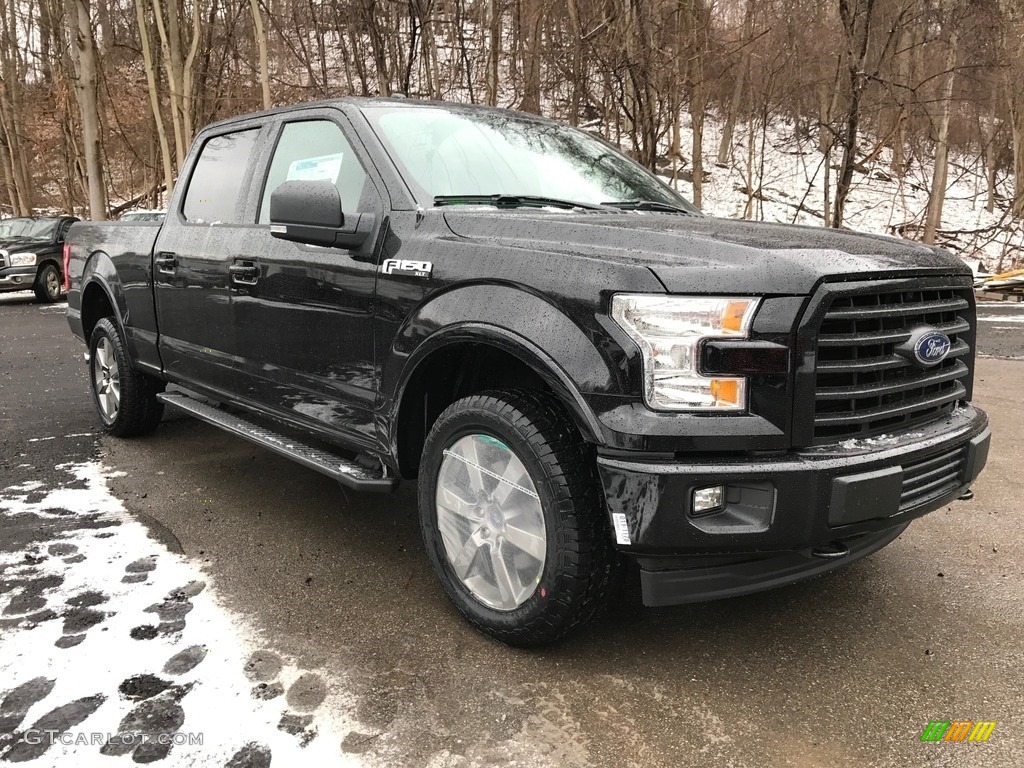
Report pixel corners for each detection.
[913,330,951,366]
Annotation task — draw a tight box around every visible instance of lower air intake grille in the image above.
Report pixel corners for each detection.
[899,445,966,512]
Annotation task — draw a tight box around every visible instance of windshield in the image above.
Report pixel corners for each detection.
[0,217,61,241]
[362,106,698,213]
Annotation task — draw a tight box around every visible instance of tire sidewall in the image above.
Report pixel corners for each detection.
[36,264,61,302]
[418,401,574,635]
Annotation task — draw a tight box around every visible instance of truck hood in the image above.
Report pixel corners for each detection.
[442,211,970,294]
[0,238,54,254]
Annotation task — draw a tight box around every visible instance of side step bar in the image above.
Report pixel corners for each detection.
[158,392,398,493]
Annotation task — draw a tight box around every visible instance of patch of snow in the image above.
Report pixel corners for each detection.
[977,315,1024,323]
[0,462,370,766]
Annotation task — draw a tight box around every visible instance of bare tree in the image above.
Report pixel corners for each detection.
[69,0,106,219]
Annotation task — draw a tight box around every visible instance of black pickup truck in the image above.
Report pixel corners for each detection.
[66,98,990,646]
[0,215,79,302]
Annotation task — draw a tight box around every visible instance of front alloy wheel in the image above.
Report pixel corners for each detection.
[419,389,617,646]
[436,433,547,611]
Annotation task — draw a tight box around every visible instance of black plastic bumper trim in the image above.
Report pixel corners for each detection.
[639,523,908,607]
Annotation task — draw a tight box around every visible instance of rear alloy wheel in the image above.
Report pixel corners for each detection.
[93,336,121,423]
[88,317,165,437]
[419,390,617,646]
[34,263,62,303]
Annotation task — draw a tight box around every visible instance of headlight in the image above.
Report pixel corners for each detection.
[611,294,760,411]
[9,252,37,266]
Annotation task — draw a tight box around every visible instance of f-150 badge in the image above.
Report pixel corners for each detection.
[381,258,432,278]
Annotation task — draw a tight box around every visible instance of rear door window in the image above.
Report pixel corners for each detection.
[182,129,259,224]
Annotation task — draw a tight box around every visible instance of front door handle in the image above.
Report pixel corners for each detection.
[229,260,259,286]
[154,252,177,274]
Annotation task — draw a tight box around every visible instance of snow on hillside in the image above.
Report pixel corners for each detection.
[659,114,1022,272]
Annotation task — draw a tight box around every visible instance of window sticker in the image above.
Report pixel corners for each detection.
[612,513,631,545]
[286,153,343,183]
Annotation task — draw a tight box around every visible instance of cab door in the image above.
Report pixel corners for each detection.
[232,111,385,450]
[153,124,263,395]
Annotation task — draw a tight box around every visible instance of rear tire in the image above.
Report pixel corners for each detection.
[34,263,62,303]
[418,389,617,646]
[89,317,165,437]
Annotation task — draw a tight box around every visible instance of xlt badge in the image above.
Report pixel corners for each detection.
[381,258,432,278]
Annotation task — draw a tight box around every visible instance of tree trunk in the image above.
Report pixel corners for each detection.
[151,0,186,167]
[519,0,543,113]
[923,27,958,244]
[250,0,271,108]
[70,0,107,219]
[833,0,876,229]
[718,0,753,166]
[487,0,500,106]
[135,0,175,200]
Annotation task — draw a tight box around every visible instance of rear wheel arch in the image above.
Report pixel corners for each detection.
[79,250,130,335]
[80,279,119,342]
[36,257,61,277]
[392,328,604,480]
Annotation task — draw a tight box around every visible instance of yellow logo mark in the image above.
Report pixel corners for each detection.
[969,721,997,742]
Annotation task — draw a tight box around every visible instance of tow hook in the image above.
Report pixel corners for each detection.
[958,488,974,501]
[812,541,850,559]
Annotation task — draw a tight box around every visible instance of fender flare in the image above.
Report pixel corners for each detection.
[391,322,606,448]
[80,251,130,335]
[385,283,621,457]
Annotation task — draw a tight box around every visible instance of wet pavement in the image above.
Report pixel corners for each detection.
[1,290,1022,767]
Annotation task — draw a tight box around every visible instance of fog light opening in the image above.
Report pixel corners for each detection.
[692,485,725,516]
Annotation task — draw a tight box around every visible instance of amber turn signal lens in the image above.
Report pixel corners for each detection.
[722,301,752,333]
[710,378,740,405]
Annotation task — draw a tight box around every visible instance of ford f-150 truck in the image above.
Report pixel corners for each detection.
[66,98,991,646]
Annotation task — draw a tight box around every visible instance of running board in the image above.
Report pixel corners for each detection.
[158,392,398,493]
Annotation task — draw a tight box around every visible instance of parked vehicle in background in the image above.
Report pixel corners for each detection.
[0,215,79,302]
[65,98,990,646]
[120,210,166,223]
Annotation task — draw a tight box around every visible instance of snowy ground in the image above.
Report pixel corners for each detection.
[0,462,366,767]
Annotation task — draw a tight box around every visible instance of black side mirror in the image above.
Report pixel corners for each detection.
[269,180,374,250]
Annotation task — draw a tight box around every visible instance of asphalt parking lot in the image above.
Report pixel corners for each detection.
[1,291,1022,767]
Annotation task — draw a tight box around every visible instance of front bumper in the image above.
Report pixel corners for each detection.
[597,404,989,606]
[0,268,36,292]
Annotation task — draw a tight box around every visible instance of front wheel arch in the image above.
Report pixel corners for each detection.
[391,329,604,479]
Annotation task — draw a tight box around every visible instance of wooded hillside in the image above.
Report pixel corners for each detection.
[1,0,1022,265]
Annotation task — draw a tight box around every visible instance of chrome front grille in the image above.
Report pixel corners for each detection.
[813,285,973,442]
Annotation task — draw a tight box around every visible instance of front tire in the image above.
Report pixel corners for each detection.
[34,263,62,303]
[418,390,617,646]
[89,318,165,437]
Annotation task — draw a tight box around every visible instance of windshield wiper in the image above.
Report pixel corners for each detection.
[602,199,695,215]
[433,194,607,212]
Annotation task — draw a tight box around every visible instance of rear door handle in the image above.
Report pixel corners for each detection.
[154,252,177,274]
[229,260,259,286]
